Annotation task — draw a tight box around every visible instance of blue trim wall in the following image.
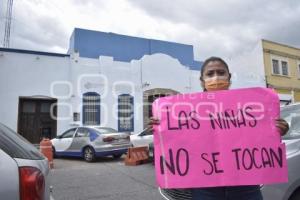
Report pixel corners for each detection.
[0,29,203,70]
[0,47,70,57]
[69,28,202,70]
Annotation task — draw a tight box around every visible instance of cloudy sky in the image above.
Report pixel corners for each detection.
[0,0,299,61]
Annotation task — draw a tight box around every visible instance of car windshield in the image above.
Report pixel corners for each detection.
[281,104,300,139]
[139,128,153,136]
[94,127,117,134]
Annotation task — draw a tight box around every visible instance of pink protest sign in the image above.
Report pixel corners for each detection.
[152,87,288,188]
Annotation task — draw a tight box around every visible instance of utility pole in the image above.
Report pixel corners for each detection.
[3,0,14,48]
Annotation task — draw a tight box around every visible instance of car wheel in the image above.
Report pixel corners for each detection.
[113,154,122,159]
[289,190,300,200]
[83,147,95,162]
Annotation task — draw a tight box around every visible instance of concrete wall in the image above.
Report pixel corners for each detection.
[0,51,71,133]
[0,49,202,135]
[68,53,199,134]
[0,45,269,137]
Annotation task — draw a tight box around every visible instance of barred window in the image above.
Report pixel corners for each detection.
[82,92,100,125]
[118,94,134,132]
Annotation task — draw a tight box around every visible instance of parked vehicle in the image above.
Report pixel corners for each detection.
[261,103,300,200]
[0,122,51,200]
[130,128,153,148]
[51,126,131,162]
[159,103,300,200]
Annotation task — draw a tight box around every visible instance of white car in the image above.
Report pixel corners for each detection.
[51,126,131,162]
[130,128,153,148]
[261,103,300,200]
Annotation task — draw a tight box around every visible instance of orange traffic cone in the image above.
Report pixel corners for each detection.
[125,146,149,166]
[40,138,54,169]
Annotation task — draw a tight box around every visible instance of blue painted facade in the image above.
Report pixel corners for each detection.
[68,28,202,70]
[0,28,202,70]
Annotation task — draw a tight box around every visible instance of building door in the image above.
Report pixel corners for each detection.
[18,98,57,144]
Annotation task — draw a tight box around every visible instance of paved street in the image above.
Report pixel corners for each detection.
[50,157,165,200]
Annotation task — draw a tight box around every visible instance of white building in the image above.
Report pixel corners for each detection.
[0,28,265,144]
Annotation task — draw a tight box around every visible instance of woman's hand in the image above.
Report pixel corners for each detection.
[148,117,160,132]
[275,118,289,136]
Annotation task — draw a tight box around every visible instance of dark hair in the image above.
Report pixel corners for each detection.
[200,56,231,91]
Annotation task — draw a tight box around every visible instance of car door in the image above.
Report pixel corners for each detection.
[54,128,77,152]
[68,127,90,152]
[137,129,153,147]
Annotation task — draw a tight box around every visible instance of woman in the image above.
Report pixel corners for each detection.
[149,56,289,200]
